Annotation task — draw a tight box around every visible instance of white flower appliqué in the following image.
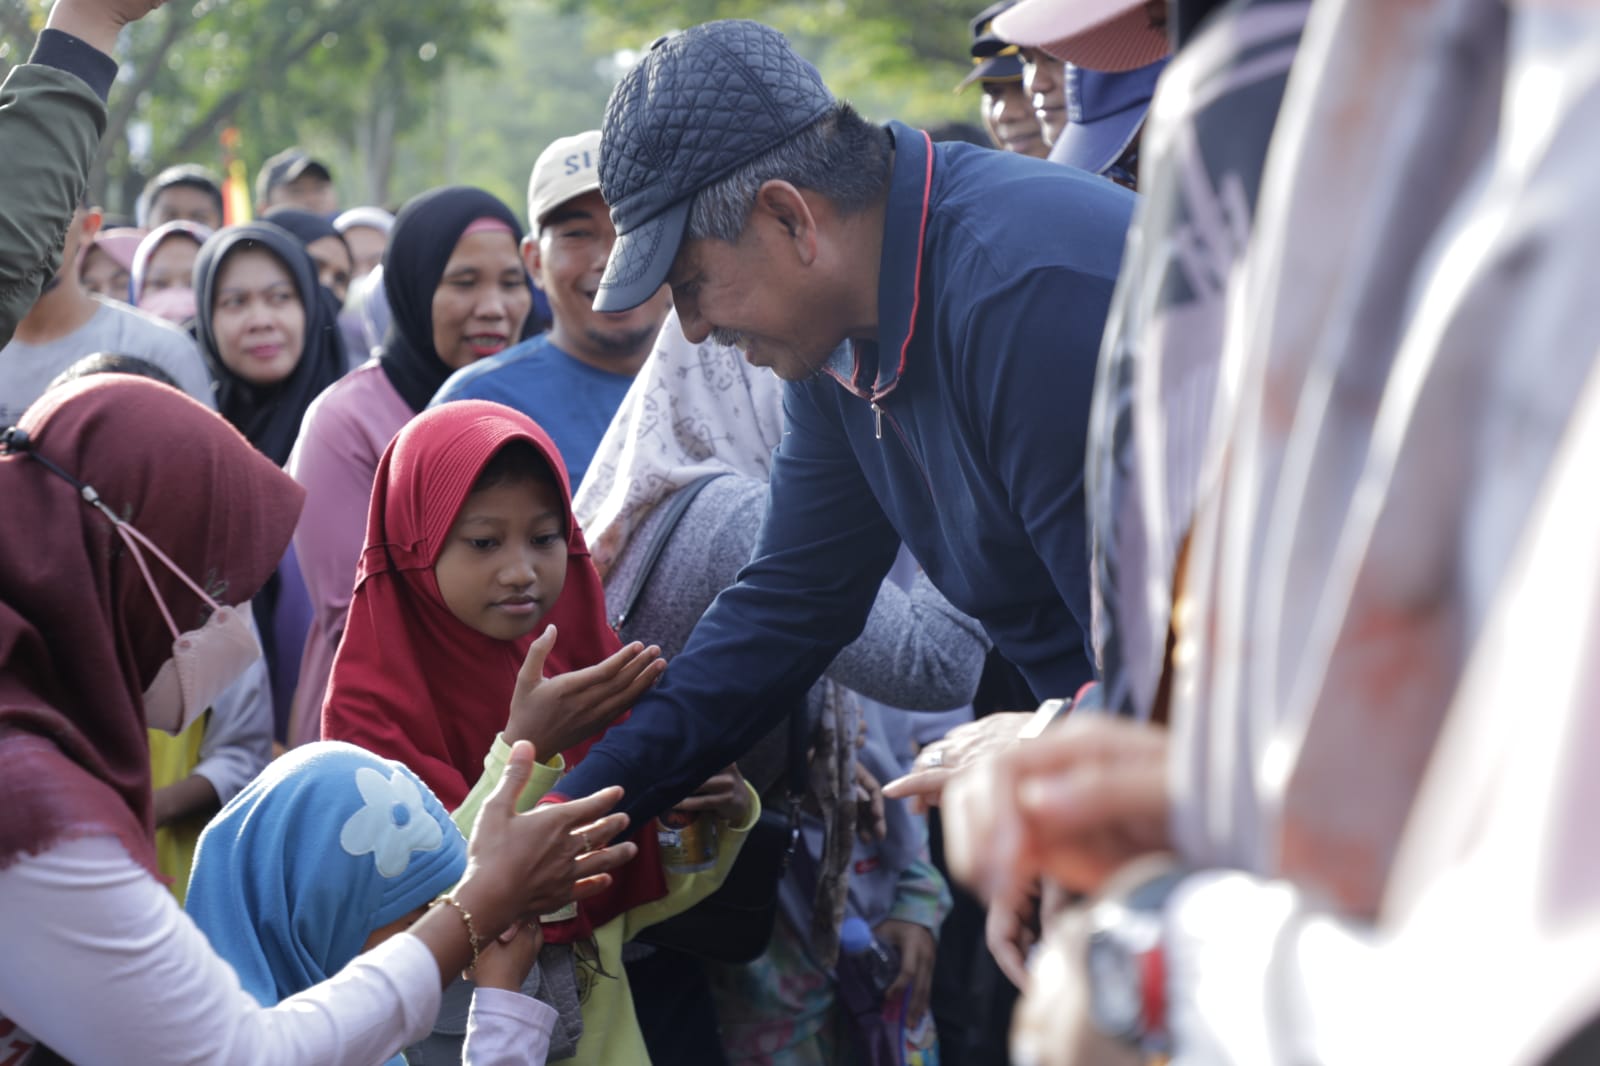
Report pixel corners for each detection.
[339,766,444,877]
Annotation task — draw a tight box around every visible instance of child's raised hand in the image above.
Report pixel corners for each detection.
[668,764,753,826]
[470,919,545,992]
[504,625,668,756]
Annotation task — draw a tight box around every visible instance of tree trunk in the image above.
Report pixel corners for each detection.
[361,90,398,206]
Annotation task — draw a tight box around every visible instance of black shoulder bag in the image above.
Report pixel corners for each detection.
[615,474,806,965]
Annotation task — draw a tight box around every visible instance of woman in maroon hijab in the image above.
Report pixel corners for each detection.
[0,377,636,1064]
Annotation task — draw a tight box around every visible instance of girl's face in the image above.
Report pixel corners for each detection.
[144,236,201,296]
[211,248,307,386]
[434,476,568,641]
[80,246,131,300]
[429,229,531,371]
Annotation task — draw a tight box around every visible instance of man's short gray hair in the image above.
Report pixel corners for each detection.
[685,102,891,244]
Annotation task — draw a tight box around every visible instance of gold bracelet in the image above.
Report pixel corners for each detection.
[435,894,484,968]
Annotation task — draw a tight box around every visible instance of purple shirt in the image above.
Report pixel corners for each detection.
[284,361,413,745]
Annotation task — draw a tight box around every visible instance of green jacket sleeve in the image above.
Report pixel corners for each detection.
[0,31,115,347]
[449,734,567,837]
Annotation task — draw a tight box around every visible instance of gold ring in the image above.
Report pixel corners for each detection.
[579,830,593,853]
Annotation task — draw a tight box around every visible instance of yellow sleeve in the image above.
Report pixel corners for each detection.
[449,734,566,837]
[622,781,762,940]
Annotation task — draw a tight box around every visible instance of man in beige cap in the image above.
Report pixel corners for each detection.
[431,129,672,489]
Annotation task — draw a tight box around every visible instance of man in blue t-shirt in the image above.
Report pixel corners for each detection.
[430,129,672,489]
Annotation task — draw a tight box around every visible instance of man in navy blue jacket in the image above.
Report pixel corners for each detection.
[558,19,1134,822]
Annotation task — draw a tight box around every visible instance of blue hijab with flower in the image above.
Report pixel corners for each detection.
[186,741,466,1009]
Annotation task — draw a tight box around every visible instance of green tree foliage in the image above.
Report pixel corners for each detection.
[389,0,620,217]
[0,0,981,222]
[0,0,511,215]
[560,0,984,128]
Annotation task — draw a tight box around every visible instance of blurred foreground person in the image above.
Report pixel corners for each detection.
[943,2,1600,1063]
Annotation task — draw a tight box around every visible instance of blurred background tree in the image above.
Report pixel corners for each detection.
[0,0,977,223]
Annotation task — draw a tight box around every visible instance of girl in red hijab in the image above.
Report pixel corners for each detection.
[322,400,757,1065]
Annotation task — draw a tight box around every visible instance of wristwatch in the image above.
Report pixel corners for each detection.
[1085,866,1188,1062]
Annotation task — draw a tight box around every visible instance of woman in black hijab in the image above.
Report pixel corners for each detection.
[193,221,349,467]
[191,221,351,741]
[262,206,356,305]
[372,185,531,410]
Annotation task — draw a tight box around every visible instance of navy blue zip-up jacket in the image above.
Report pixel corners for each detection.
[559,123,1135,823]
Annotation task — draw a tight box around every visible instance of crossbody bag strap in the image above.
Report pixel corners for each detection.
[612,473,727,631]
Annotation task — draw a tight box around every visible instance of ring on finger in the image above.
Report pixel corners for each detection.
[579,830,593,853]
[924,749,945,768]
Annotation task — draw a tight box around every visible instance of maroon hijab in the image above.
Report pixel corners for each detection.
[0,378,303,875]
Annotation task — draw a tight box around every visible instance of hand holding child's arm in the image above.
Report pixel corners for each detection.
[504,625,667,756]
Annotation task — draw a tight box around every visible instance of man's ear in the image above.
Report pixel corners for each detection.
[754,180,818,266]
[522,233,545,292]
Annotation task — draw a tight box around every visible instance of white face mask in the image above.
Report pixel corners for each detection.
[139,603,260,735]
[107,501,261,736]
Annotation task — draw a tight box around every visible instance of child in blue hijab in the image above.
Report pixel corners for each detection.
[186,741,556,1063]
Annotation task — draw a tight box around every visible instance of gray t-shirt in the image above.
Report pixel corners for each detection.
[0,297,215,425]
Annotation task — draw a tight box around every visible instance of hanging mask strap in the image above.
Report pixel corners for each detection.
[3,425,223,639]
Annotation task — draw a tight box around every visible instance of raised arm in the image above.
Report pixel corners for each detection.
[0,17,113,342]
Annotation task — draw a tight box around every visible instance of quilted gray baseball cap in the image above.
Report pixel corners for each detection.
[594,20,835,312]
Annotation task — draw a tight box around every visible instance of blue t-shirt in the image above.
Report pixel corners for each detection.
[429,334,635,490]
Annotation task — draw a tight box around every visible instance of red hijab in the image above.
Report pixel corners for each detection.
[0,378,302,876]
[321,400,665,933]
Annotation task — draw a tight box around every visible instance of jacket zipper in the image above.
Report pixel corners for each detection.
[870,398,935,498]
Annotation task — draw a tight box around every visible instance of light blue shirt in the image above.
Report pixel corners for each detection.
[430,333,635,491]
